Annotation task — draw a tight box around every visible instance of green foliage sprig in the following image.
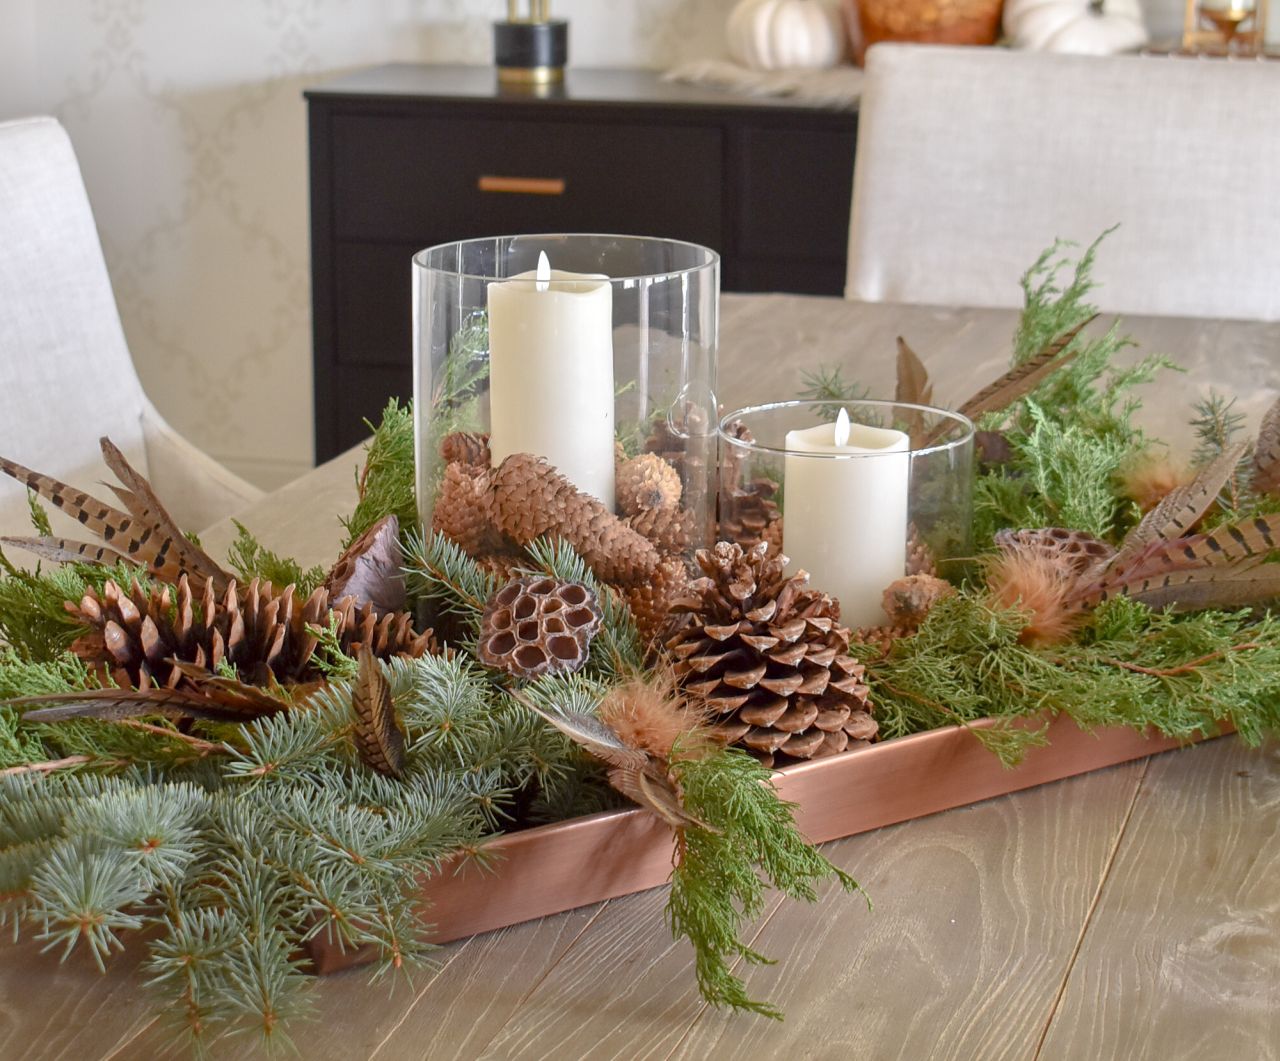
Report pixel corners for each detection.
[226,520,326,596]
[669,747,862,1018]
[341,398,418,549]
[867,593,1280,765]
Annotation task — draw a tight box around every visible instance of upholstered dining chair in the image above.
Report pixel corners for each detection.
[846,45,1280,319]
[0,116,262,541]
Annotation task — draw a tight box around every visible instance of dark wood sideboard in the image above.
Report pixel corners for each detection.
[305,64,859,460]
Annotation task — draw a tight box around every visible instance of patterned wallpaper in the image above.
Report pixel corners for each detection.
[0,0,737,488]
[0,0,1268,486]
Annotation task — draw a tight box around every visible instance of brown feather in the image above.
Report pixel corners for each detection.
[606,765,712,831]
[1111,442,1247,572]
[956,315,1096,420]
[1252,395,1280,497]
[0,536,131,567]
[98,439,230,592]
[1078,513,1280,610]
[895,336,933,406]
[12,686,262,724]
[350,647,405,777]
[0,456,137,546]
[895,336,933,447]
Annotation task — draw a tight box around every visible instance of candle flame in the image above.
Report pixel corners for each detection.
[536,251,551,292]
[834,407,851,447]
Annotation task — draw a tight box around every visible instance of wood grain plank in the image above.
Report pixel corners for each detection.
[112,902,605,1061]
[666,760,1149,1061]
[471,886,787,1061]
[1038,736,1280,1061]
[0,934,158,1061]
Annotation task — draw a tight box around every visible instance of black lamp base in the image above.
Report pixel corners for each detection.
[493,19,568,84]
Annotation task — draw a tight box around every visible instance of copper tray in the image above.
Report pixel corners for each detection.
[309,714,1222,974]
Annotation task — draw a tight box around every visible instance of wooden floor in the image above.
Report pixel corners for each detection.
[2,297,1278,1058]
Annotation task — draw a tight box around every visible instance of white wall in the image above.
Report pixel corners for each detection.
[0,0,1272,487]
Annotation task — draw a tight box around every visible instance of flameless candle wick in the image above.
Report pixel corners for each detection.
[535,251,551,293]
[834,407,851,448]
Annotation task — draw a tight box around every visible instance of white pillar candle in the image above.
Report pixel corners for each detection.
[487,252,616,508]
[783,408,910,629]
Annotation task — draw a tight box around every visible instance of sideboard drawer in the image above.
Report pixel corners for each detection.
[334,240,421,368]
[735,125,856,263]
[331,114,725,249]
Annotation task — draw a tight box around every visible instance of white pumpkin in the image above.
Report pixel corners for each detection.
[1004,0,1149,55]
[726,0,846,71]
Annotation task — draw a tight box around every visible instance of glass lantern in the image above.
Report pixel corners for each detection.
[719,399,975,629]
[413,234,720,558]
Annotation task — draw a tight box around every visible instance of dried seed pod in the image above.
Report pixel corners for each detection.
[881,573,955,629]
[477,575,603,679]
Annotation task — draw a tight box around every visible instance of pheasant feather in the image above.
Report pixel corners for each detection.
[956,314,1096,420]
[350,647,406,777]
[1252,395,1280,497]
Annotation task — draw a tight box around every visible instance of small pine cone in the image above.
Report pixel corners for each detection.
[432,462,502,556]
[626,557,690,645]
[852,624,914,658]
[664,542,875,768]
[477,576,602,678]
[882,574,954,630]
[718,478,781,552]
[490,454,659,587]
[625,504,693,556]
[906,524,938,577]
[616,453,682,516]
[440,431,491,468]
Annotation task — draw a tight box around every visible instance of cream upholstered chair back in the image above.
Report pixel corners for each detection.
[0,116,260,541]
[846,45,1280,320]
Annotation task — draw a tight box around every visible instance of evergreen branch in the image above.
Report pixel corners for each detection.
[226,521,325,597]
[402,529,497,633]
[341,399,419,550]
[115,720,226,756]
[797,364,870,422]
[0,755,106,777]
[668,746,862,1018]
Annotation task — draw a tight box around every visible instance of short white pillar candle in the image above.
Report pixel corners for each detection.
[783,408,910,628]
[487,252,616,508]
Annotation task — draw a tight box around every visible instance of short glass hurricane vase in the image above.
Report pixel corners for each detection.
[719,399,975,630]
[413,234,720,557]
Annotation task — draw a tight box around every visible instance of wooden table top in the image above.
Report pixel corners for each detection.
[3,296,1277,1060]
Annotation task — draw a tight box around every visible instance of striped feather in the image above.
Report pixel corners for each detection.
[0,456,136,543]
[956,315,1096,420]
[1077,513,1280,610]
[12,686,257,724]
[0,536,131,567]
[99,439,229,591]
[1252,395,1280,497]
[1110,442,1247,571]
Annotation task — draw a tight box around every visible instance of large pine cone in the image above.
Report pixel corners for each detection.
[67,576,436,691]
[664,542,875,768]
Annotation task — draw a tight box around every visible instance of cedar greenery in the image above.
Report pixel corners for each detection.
[226,519,326,596]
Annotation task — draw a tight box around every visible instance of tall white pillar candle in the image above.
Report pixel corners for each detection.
[783,408,910,628]
[487,252,616,508]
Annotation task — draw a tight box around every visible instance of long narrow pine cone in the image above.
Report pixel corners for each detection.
[664,542,875,768]
[67,576,436,692]
[626,557,690,645]
[432,462,509,557]
[490,453,659,586]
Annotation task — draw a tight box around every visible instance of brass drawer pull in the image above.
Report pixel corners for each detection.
[477,175,566,196]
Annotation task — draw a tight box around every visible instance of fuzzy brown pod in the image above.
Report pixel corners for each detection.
[477,576,603,679]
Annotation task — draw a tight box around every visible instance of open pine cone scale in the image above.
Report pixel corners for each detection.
[664,542,876,767]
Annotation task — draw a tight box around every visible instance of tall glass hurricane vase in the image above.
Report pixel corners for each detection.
[413,234,720,557]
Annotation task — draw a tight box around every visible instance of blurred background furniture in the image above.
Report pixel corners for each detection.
[846,44,1280,318]
[304,65,859,459]
[0,116,261,539]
